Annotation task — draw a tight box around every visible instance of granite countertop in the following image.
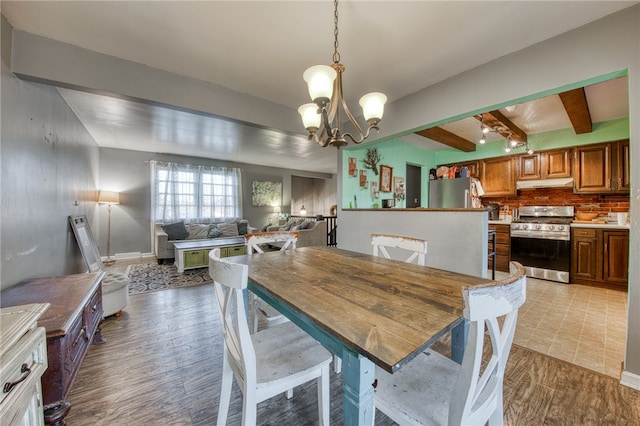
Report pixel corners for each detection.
[488,216,512,225]
[570,222,630,230]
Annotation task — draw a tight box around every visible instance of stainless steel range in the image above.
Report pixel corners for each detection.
[510,206,574,283]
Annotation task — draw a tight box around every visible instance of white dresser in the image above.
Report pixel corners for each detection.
[0,303,49,426]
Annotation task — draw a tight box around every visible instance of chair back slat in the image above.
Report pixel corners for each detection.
[209,251,257,389]
[245,231,299,254]
[371,233,428,266]
[450,261,526,425]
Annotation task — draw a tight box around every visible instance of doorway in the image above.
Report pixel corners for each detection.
[406,164,421,208]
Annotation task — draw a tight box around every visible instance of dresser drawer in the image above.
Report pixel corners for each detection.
[0,326,47,407]
[64,313,90,375]
[83,286,103,339]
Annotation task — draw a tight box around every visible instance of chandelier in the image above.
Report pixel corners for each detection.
[298,0,387,148]
[477,114,533,154]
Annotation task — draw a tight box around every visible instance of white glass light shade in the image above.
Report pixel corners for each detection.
[510,138,518,147]
[359,92,387,121]
[478,136,486,144]
[298,103,321,130]
[299,206,307,216]
[303,65,337,101]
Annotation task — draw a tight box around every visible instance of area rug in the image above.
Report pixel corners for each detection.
[126,263,212,294]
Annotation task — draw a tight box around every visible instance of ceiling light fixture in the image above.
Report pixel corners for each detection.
[477,114,533,155]
[298,0,387,148]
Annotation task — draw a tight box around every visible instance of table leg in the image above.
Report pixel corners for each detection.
[451,319,469,364]
[342,349,375,426]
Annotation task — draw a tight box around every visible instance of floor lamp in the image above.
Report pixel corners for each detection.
[98,190,120,266]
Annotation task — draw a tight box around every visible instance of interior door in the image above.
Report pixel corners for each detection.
[406,164,421,208]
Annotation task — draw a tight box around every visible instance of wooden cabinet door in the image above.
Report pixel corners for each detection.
[480,157,516,196]
[603,231,629,286]
[571,229,598,281]
[517,154,541,180]
[573,143,611,193]
[616,140,630,192]
[543,149,571,179]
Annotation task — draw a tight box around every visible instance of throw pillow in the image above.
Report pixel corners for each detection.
[298,220,312,229]
[218,222,239,237]
[237,221,248,235]
[280,219,295,231]
[208,227,223,238]
[187,224,210,239]
[161,221,189,240]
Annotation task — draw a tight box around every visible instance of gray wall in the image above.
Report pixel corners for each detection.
[98,148,335,257]
[1,16,100,290]
[338,209,488,278]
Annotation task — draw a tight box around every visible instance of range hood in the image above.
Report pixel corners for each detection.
[516,177,574,190]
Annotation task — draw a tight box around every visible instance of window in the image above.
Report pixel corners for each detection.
[151,161,241,222]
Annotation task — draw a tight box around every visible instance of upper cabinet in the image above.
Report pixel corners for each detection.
[573,140,629,193]
[480,157,516,196]
[516,149,571,181]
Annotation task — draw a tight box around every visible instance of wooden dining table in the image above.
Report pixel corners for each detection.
[232,246,493,425]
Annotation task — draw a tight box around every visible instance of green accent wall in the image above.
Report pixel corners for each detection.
[340,117,629,208]
[342,140,437,208]
[436,117,630,164]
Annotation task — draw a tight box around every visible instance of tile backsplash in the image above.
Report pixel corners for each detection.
[482,188,630,216]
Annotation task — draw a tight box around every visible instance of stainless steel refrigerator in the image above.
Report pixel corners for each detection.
[429,177,473,208]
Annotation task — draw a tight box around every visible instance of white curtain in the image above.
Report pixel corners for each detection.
[151,160,242,223]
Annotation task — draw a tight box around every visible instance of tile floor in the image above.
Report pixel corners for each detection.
[496,271,628,378]
[109,258,629,379]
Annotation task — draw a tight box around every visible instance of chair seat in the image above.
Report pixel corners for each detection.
[375,350,460,426]
[253,321,332,388]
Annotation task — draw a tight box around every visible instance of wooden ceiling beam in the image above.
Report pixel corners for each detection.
[477,110,528,142]
[415,127,476,152]
[558,88,592,134]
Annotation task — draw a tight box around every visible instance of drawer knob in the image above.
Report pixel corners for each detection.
[3,363,32,395]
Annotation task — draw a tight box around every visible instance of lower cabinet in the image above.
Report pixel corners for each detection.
[571,227,628,288]
[488,224,510,273]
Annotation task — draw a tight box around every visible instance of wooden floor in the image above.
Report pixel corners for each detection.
[65,271,640,425]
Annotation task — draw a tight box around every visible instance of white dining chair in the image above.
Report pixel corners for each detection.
[209,249,332,426]
[245,231,299,333]
[373,261,526,426]
[371,233,428,265]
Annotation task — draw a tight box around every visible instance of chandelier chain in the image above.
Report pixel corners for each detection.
[333,0,340,64]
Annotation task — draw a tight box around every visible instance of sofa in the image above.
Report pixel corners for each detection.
[154,219,257,263]
[266,219,327,248]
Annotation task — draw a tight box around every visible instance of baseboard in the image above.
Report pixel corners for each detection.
[620,370,640,390]
[102,252,156,261]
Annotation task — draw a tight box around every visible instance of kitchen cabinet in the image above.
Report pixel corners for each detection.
[517,149,571,180]
[603,230,629,285]
[480,157,516,196]
[571,227,628,289]
[573,140,629,193]
[488,224,510,273]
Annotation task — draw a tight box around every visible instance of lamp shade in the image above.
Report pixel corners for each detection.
[303,65,336,101]
[298,103,322,130]
[98,190,120,204]
[359,92,387,122]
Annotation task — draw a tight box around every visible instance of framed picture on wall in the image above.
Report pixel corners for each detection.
[359,170,367,187]
[379,164,393,192]
[370,181,379,198]
[251,180,282,206]
[348,157,357,176]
